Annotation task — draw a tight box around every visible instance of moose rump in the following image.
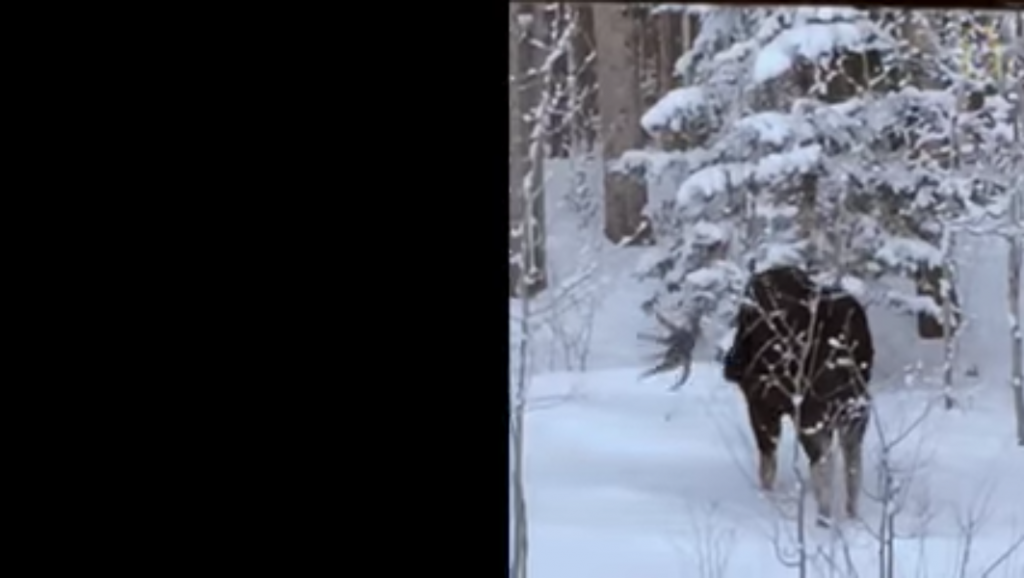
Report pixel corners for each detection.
[723,265,874,526]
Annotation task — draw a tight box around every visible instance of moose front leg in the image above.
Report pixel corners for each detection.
[839,403,870,519]
[747,403,782,491]
[798,421,836,527]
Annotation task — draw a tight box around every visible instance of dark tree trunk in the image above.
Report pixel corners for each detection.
[573,4,598,152]
[593,3,653,246]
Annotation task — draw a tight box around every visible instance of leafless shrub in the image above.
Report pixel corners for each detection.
[540,259,602,373]
[859,391,938,578]
[670,502,737,578]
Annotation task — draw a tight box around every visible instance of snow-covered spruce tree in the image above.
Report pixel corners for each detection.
[624,6,894,348]
[625,7,1012,353]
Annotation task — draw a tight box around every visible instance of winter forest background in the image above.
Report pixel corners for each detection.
[509,5,1023,578]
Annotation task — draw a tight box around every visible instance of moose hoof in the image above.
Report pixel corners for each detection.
[815,513,833,529]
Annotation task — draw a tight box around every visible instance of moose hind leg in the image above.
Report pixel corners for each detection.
[839,402,870,518]
[748,404,782,491]
[759,447,778,493]
[798,415,836,527]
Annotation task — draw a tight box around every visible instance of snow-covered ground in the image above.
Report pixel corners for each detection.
[524,363,1023,578]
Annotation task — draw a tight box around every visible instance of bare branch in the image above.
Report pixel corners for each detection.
[978,532,1024,578]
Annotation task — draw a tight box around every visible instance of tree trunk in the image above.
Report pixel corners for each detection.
[656,10,680,95]
[569,5,597,153]
[548,4,570,159]
[509,3,548,297]
[633,5,657,110]
[678,11,698,81]
[913,68,985,340]
[652,10,683,151]
[592,3,652,246]
[940,231,959,409]
[509,4,525,295]
[1010,13,1023,441]
[797,173,819,268]
[1009,190,1023,445]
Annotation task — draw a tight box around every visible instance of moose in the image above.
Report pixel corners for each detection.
[645,265,875,526]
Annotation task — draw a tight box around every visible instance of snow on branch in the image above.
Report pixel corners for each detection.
[675,163,742,209]
[617,149,689,180]
[641,86,710,135]
[689,220,730,246]
[753,19,892,85]
[674,9,753,85]
[676,144,823,209]
[752,144,822,183]
[793,7,866,23]
[756,242,807,271]
[732,111,815,148]
[880,290,942,319]
[874,237,944,272]
[649,4,716,16]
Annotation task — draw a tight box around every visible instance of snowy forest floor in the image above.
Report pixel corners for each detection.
[524,364,1023,578]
